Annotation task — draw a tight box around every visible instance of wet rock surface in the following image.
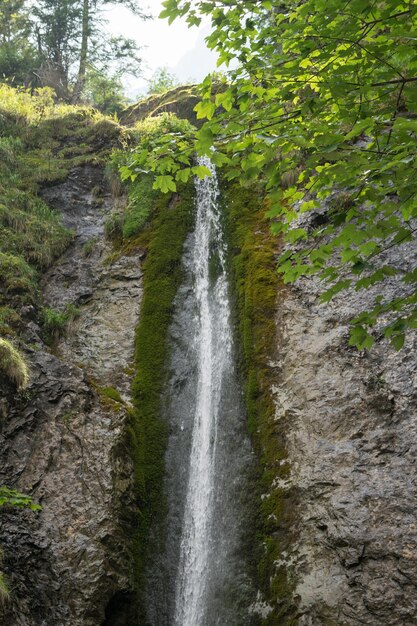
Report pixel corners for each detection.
[0,166,140,625]
[274,235,417,624]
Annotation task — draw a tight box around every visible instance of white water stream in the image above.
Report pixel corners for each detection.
[173,158,233,625]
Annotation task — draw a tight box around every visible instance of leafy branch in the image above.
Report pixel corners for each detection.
[127,0,417,350]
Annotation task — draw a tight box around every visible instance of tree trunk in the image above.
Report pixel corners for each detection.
[72,0,89,102]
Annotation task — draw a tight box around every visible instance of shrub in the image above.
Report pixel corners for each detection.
[0,338,29,389]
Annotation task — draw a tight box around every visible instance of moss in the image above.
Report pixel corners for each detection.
[120,84,199,126]
[100,386,123,403]
[87,380,125,412]
[129,181,194,615]
[0,338,29,389]
[122,176,157,239]
[222,179,297,623]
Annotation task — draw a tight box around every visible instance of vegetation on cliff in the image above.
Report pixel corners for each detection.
[223,179,297,623]
[0,338,29,388]
[107,116,195,613]
[127,0,417,350]
[0,84,125,337]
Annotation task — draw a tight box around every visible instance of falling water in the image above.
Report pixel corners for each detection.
[145,158,255,625]
[173,158,233,625]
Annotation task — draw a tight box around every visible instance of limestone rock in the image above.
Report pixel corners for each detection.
[0,166,140,625]
[274,214,417,625]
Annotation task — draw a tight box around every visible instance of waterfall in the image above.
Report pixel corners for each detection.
[145,157,255,626]
[173,157,232,625]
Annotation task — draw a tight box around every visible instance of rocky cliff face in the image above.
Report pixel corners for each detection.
[0,165,140,625]
[274,236,417,624]
[1,99,417,626]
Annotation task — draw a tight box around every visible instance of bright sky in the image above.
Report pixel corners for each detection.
[104,0,219,99]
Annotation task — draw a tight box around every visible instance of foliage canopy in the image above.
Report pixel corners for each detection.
[0,0,147,104]
[126,0,417,349]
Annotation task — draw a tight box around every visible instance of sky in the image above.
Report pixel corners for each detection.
[104,0,219,99]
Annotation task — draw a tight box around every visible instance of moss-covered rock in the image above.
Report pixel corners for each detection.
[127,181,194,616]
[222,179,298,624]
[120,84,200,126]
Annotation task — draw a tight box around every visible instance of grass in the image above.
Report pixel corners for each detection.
[0,338,29,389]
[100,386,123,403]
[40,304,80,345]
[0,307,20,335]
[0,252,37,305]
[81,237,98,257]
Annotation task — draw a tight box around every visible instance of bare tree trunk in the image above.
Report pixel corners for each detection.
[72,0,89,102]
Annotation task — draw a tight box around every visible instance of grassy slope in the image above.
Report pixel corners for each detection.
[0,84,125,337]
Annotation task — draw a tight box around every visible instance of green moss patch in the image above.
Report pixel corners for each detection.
[126,181,194,614]
[223,180,297,624]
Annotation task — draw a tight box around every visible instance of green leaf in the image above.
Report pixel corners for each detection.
[285,228,308,244]
[194,99,216,120]
[175,168,191,183]
[349,325,375,350]
[320,279,352,303]
[192,165,212,179]
[153,175,177,193]
[215,91,234,111]
[196,125,214,153]
[390,333,405,350]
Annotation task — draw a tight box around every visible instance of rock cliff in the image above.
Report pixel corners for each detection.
[0,165,140,625]
[273,228,417,624]
[1,87,417,626]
